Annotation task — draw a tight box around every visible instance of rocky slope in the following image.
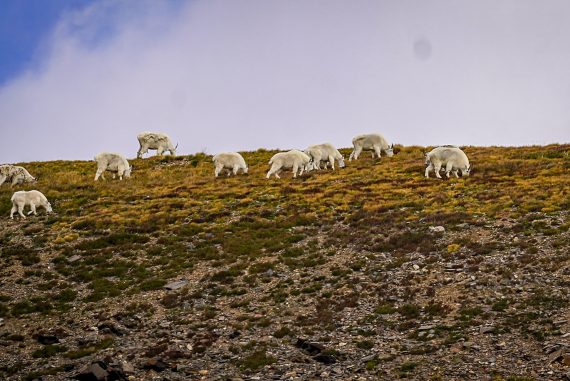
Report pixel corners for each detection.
[0,145,569,380]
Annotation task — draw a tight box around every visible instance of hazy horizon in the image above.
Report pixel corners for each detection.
[1,0,569,163]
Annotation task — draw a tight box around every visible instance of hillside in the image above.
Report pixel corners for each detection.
[0,145,569,381]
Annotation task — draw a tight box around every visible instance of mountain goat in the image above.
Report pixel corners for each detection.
[137,132,177,158]
[10,190,52,219]
[0,165,36,186]
[213,152,248,177]
[304,143,345,170]
[348,133,394,161]
[267,150,311,179]
[424,146,471,179]
[94,152,132,181]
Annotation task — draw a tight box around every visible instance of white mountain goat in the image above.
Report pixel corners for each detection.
[10,190,52,219]
[267,150,311,179]
[304,143,345,170]
[0,165,36,186]
[137,132,177,158]
[348,133,394,161]
[424,146,471,179]
[213,152,248,177]
[94,152,132,181]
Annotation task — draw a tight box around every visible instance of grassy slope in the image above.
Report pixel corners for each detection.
[0,144,569,380]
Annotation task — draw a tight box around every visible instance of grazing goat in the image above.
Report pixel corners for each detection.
[305,143,345,170]
[94,152,132,181]
[0,165,36,186]
[348,134,394,160]
[267,150,311,179]
[10,190,52,219]
[213,152,248,177]
[424,146,471,179]
[137,132,177,158]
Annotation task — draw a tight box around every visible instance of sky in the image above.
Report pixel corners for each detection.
[0,0,569,163]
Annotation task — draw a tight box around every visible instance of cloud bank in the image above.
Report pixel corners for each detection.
[1,0,569,163]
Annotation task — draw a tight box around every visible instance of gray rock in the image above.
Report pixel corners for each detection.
[164,279,188,290]
[67,255,82,263]
[548,348,566,363]
[73,363,108,381]
[429,226,445,233]
[121,361,135,373]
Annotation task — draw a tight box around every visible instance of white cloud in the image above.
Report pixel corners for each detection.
[0,0,569,163]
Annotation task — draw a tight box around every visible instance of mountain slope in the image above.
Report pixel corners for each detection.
[0,145,569,380]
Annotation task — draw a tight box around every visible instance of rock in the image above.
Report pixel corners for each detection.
[77,335,98,346]
[144,357,173,372]
[295,338,337,364]
[163,349,190,359]
[67,255,82,263]
[479,326,495,334]
[313,351,334,364]
[229,330,241,339]
[412,264,420,270]
[164,279,188,290]
[36,334,59,345]
[544,344,562,355]
[295,338,324,355]
[495,341,507,350]
[121,361,135,373]
[418,324,436,331]
[361,354,376,362]
[73,363,109,381]
[97,322,126,336]
[554,320,568,326]
[549,348,567,363]
[145,343,168,357]
[429,226,445,233]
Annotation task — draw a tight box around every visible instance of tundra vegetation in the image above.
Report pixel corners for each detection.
[0,145,569,380]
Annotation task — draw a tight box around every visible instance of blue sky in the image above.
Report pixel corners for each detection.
[0,0,95,84]
[0,0,568,163]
